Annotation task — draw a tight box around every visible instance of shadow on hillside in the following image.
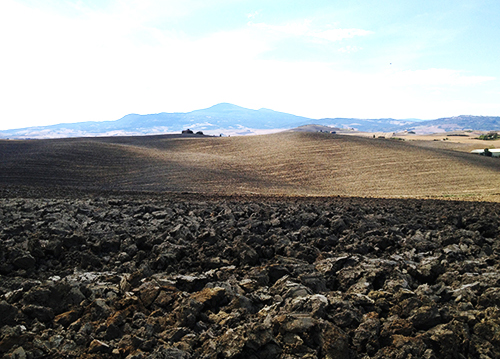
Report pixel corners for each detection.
[0,136,285,194]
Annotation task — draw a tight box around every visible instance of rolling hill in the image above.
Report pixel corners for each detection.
[1,132,499,201]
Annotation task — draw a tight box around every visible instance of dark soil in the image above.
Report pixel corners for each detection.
[1,189,499,358]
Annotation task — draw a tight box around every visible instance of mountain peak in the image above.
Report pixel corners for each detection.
[204,103,247,112]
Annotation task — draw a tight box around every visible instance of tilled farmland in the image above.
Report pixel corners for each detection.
[1,192,499,358]
[1,132,500,201]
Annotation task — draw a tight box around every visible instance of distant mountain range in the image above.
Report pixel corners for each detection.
[314,115,500,134]
[1,103,499,139]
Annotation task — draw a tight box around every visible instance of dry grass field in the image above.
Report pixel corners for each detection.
[1,132,499,201]
[343,130,500,153]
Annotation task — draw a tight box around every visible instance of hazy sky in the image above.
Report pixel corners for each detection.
[1,0,499,130]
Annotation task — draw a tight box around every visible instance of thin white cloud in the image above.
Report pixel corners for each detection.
[247,10,260,19]
[72,0,227,22]
[338,45,363,53]
[313,28,373,42]
[250,21,310,37]
[249,20,373,43]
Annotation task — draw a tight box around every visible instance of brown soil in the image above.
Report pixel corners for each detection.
[1,132,499,201]
[0,194,499,359]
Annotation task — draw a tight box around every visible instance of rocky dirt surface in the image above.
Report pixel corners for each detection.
[1,192,500,358]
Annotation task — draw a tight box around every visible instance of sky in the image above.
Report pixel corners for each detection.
[1,0,500,130]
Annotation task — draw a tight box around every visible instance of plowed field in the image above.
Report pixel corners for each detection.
[1,132,499,201]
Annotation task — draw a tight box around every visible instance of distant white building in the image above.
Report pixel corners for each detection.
[470,149,500,157]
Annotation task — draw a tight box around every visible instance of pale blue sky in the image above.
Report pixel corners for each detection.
[1,0,499,130]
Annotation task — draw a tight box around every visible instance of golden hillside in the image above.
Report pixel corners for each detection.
[1,132,499,201]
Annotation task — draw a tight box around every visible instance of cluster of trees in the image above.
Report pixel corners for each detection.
[478,132,499,140]
[182,129,204,135]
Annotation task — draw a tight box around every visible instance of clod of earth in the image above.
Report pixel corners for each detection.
[0,193,499,358]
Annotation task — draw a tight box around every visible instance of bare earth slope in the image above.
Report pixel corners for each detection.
[1,132,499,201]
